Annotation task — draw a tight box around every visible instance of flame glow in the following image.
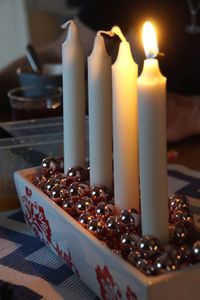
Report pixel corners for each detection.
[142,21,159,58]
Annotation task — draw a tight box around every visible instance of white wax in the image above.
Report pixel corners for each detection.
[137,58,168,244]
[62,21,86,173]
[112,41,139,212]
[88,34,113,188]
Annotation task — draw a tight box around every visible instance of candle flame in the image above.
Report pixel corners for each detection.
[142,21,159,58]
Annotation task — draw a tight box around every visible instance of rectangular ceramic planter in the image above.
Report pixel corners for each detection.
[14,167,200,300]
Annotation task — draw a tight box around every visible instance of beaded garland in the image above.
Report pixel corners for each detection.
[32,156,200,276]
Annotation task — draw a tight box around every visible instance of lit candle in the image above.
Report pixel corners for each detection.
[62,21,86,173]
[137,22,168,243]
[112,26,139,212]
[88,32,113,189]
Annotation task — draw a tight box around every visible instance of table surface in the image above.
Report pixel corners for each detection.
[1,134,200,299]
[0,209,99,300]
[168,134,200,170]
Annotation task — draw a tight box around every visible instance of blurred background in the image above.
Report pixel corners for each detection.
[0,0,81,69]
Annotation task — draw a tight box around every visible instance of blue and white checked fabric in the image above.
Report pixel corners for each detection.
[0,212,99,300]
[0,164,200,300]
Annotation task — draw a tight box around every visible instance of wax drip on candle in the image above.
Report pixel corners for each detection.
[61,20,79,43]
[97,30,114,37]
[61,20,73,29]
[111,26,126,42]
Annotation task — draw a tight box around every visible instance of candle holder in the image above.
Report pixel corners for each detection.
[14,164,200,300]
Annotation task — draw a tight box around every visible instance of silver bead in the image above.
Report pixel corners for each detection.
[129,208,141,228]
[67,166,86,182]
[41,156,59,174]
[168,194,190,211]
[192,240,200,261]
[136,258,155,276]
[78,212,94,228]
[105,216,121,237]
[60,188,69,200]
[128,249,143,267]
[95,202,115,220]
[77,183,91,197]
[62,198,77,216]
[45,178,60,195]
[169,208,193,225]
[75,197,94,215]
[60,175,74,189]
[120,232,138,257]
[50,183,62,205]
[87,218,105,239]
[169,224,189,245]
[32,173,47,191]
[118,209,136,232]
[91,185,107,204]
[180,244,194,263]
[68,182,80,200]
[164,244,182,265]
[154,253,178,274]
[139,235,162,258]
[52,173,64,180]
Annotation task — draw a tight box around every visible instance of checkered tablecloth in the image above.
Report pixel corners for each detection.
[0,164,200,300]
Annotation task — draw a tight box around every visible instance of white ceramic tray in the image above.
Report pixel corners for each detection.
[14,167,200,300]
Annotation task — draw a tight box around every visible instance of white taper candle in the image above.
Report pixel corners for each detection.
[62,20,86,173]
[112,27,139,212]
[137,22,168,244]
[88,32,113,188]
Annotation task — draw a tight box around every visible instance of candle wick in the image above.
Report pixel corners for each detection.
[147,53,156,59]
[111,26,126,42]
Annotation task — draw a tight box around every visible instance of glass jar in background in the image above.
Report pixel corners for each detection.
[8,85,63,121]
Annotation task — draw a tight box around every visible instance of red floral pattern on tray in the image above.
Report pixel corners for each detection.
[53,242,79,276]
[126,286,138,300]
[96,265,138,300]
[96,265,122,300]
[22,186,138,297]
[22,186,79,276]
[22,195,52,244]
